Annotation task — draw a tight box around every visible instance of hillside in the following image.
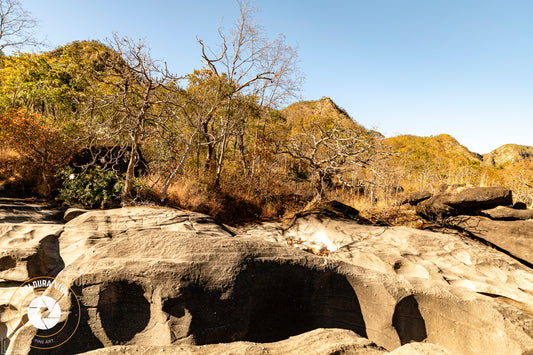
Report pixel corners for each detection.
[46,40,121,69]
[384,134,482,163]
[281,97,369,133]
[382,134,482,191]
[482,144,533,167]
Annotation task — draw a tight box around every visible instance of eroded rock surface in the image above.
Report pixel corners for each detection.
[77,328,452,355]
[0,223,64,281]
[0,198,63,224]
[481,206,533,221]
[1,204,532,355]
[407,185,532,265]
[448,215,533,265]
[243,210,533,353]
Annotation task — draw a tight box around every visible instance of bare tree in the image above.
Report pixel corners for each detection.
[84,34,177,201]
[280,115,389,208]
[0,0,41,52]
[195,0,302,187]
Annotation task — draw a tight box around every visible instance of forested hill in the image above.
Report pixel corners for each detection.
[0,40,532,220]
[281,97,367,131]
[482,144,533,167]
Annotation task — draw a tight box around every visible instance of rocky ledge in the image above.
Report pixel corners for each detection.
[0,196,532,354]
[405,184,533,265]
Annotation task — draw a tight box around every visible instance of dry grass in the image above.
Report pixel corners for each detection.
[141,171,417,226]
[327,188,418,226]
[141,172,315,225]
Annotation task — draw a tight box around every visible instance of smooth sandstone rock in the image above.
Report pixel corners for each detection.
[59,207,233,266]
[245,209,533,353]
[2,205,533,355]
[0,197,63,224]
[0,224,64,281]
[481,206,533,220]
[442,186,512,209]
[448,215,533,265]
[76,328,454,354]
[64,207,89,222]
[77,328,387,355]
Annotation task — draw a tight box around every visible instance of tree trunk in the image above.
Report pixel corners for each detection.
[304,171,326,210]
[214,135,228,189]
[122,142,138,200]
[160,142,194,202]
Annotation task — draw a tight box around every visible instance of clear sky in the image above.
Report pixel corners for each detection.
[20,0,533,154]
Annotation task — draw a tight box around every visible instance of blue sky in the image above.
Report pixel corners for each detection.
[20,0,533,154]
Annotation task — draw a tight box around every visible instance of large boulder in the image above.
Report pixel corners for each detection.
[416,185,512,220]
[10,228,400,353]
[441,186,512,209]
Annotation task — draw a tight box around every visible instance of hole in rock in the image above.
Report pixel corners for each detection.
[0,255,16,271]
[179,261,367,345]
[163,299,186,318]
[392,295,427,345]
[98,281,150,343]
[26,235,64,278]
[239,263,367,343]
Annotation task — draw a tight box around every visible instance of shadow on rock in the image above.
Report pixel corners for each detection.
[392,295,427,345]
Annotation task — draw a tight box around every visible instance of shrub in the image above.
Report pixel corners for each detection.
[58,166,124,209]
[0,109,74,195]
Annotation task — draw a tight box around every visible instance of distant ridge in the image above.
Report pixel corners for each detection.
[281,97,368,132]
[281,98,531,172]
[383,133,482,164]
[482,144,533,167]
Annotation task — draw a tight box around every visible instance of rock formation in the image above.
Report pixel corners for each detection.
[414,185,513,220]
[406,184,533,265]
[0,199,532,354]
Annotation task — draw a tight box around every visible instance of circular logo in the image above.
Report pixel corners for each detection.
[7,276,81,350]
[27,296,62,330]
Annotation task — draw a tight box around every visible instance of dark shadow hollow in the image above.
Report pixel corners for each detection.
[0,255,16,272]
[392,295,427,345]
[164,262,367,345]
[97,281,150,343]
[235,261,366,344]
[26,235,65,278]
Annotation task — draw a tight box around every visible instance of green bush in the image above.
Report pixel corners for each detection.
[58,166,124,208]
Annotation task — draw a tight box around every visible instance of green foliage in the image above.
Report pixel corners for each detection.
[58,166,124,209]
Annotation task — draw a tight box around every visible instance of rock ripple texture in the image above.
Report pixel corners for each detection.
[0,205,532,354]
